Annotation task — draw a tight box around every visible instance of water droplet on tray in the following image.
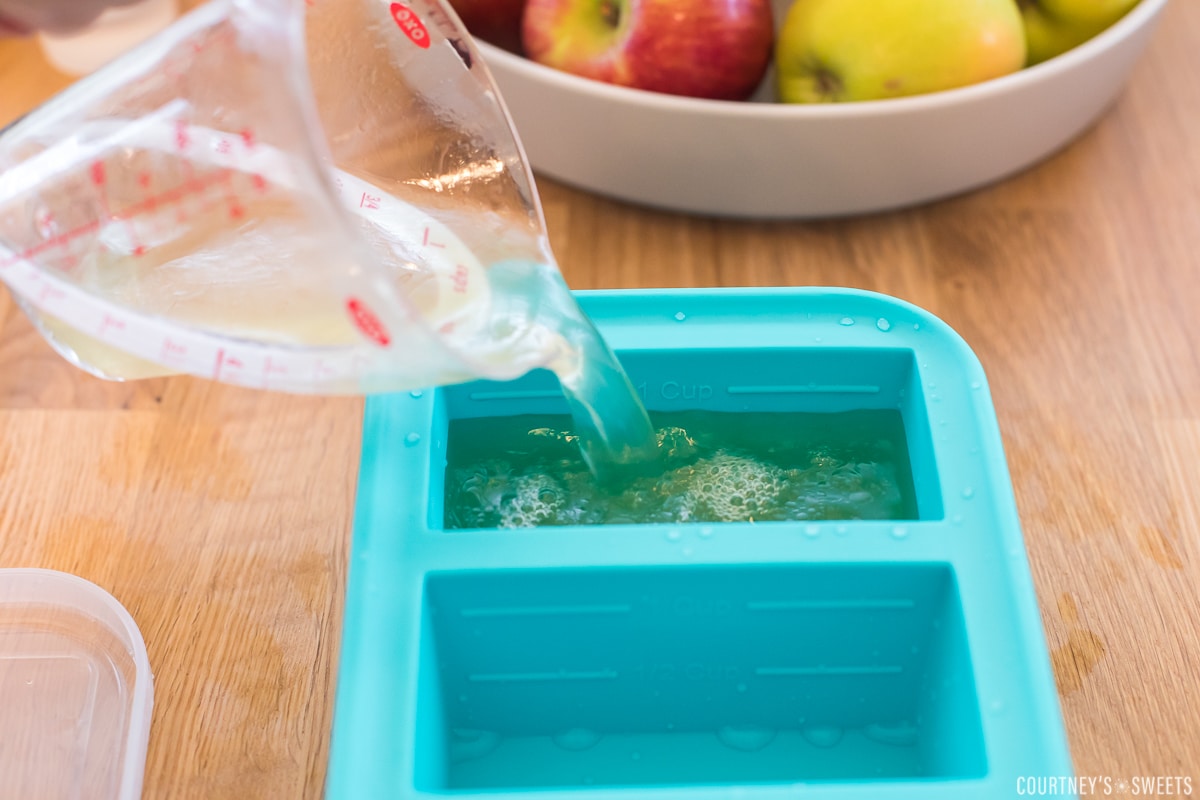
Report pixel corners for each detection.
[410,389,424,398]
[717,724,776,752]
[863,721,919,747]
[839,317,855,326]
[835,524,848,536]
[804,524,821,538]
[666,529,682,542]
[699,526,714,539]
[553,728,602,751]
[404,432,421,447]
[891,525,909,540]
[876,318,891,332]
[801,722,844,748]
[674,311,687,321]
[962,486,975,499]
[450,728,501,763]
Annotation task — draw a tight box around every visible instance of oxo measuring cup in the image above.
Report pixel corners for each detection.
[0,0,575,394]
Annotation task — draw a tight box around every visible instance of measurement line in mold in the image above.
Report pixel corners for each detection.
[459,604,633,618]
[755,665,904,677]
[727,384,882,395]
[745,599,916,611]
[467,670,619,683]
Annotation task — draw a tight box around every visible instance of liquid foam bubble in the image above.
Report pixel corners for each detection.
[449,728,501,763]
[800,722,844,749]
[552,728,602,752]
[863,721,919,747]
[447,419,911,528]
[499,474,567,528]
[717,724,776,752]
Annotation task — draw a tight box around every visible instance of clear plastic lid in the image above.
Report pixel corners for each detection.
[0,569,154,800]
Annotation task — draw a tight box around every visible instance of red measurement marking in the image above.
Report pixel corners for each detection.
[422,227,445,248]
[239,128,255,149]
[229,205,245,220]
[133,245,148,256]
[161,338,187,358]
[390,3,431,48]
[38,284,65,305]
[98,314,126,337]
[14,219,101,262]
[35,209,56,238]
[251,174,268,193]
[175,120,190,151]
[212,349,244,379]
[115,170,231,221]
[90,161,106,186]
[263,358,288,384]
[346,298,391,347]
[11,170,234,269]
[452,264,469,293]
[360,192,381,210]
[137,172,152,189]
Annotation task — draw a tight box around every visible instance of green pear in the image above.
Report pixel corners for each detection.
[1019,0,1140,65]
[775,0,1028,103]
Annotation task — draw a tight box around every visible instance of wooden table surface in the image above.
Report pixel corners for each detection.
[2,3,1198,797]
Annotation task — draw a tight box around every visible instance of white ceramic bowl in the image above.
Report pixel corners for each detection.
[476,0,1168,218]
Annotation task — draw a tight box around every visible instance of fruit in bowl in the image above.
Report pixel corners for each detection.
[774,0,1026,102]
[459,0,1165,217]
[520,0,775,101]
[447,0,1148,104]
[1019,0,1141,64]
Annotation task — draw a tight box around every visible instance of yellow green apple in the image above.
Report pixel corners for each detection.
[1019,0,1141,65]
[775,0,1027,103]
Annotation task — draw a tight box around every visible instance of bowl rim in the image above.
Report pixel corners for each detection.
[475,0,1168,119]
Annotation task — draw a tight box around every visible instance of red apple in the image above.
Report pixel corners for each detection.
[446,0,527,54]
[521,0,774,101]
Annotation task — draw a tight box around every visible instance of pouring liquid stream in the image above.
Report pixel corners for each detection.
[0,146,660,483]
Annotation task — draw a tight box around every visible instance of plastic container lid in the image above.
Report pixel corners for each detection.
[0,568,154,800]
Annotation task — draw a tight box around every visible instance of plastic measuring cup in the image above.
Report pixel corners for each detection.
[0,0,577,394]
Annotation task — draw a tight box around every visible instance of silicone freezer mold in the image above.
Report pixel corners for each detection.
[327,288,1075,799]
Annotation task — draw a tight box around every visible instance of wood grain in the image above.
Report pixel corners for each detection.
[3,0,1199,796]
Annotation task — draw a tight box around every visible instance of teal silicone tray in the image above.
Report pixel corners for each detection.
[327,288,1075,799]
